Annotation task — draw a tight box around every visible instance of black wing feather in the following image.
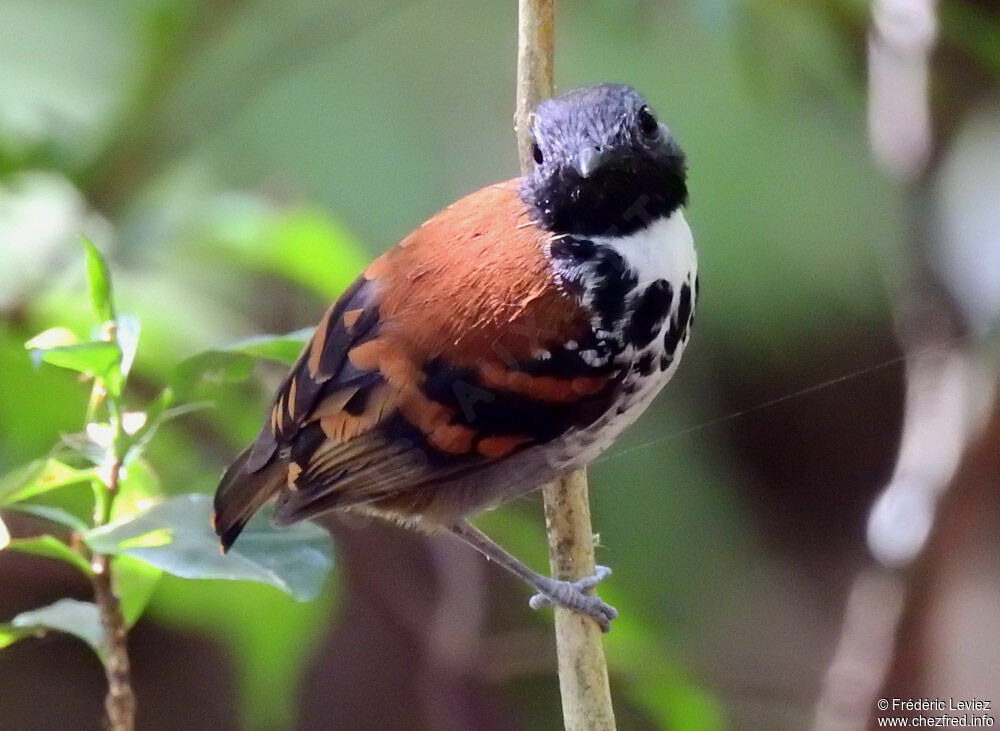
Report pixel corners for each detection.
[214,274,380,548]
[245,275,378,472]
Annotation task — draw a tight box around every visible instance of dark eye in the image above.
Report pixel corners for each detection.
[637,106,658,136]
[532,142,544,164]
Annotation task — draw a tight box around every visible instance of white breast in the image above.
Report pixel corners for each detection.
[592,208,697,293]
[550,208,699,470]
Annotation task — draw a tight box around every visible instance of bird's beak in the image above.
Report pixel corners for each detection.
[575,147,613,178]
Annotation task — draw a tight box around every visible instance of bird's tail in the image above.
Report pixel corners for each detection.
[212,446,286,552]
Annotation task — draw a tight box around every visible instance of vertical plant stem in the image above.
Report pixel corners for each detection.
[515,0,554,172]
[87,366,135,730]
[542,473,617,730]
[92,456,135,731]
[94,553,135,731]
[515,1,616,728]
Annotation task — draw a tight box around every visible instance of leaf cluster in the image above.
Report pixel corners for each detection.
[0,241,332,665]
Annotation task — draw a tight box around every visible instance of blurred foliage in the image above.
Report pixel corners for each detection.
[0,238,335,727]
[2,0,998,729]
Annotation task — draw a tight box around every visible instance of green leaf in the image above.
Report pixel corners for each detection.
[81,236,115,323]
[0,458,97,505]
[115,313,141,381]
[2,503,89,532]
[221,329,311,366]
[83,494,333,601]
[171,329,310,395]
[59,431,108,465]
[207,202,367,299]
[171,350,255,395]
[153,400,215,426]
[263,209,367,298]
[5,535,93,576]
[121,395,213,464]
[114,555,162,627]
[112,459,161,520]
[23,327,78,350]
[0,624,41,650]
[8,599,104,660]
[26,340,121,375]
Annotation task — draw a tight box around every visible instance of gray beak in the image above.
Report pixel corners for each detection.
[575,147,613,178]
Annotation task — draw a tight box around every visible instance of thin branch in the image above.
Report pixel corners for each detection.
[93,560,135,730]
[92,457,135,731]
[541,472,617,730]
[515,0,554,173]
[514,6,615,725]
[85,357,135,730]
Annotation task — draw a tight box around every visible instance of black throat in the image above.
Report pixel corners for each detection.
[520,154,687,238]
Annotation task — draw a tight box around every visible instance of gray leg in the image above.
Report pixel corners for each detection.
[448,520,618,632]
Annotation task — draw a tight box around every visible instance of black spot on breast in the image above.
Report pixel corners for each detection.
[549,240,639,338]
[690,274,700,327]
[635,351,656,377]
[659,354,672,371]
[676,281,693,332]
[662,323,682,357]
[590,248,638,331]
[626,279,672,348]
[663,281,693,357]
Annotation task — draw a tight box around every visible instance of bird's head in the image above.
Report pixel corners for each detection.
[522,83,688,237]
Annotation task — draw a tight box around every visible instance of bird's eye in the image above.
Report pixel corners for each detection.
[532,143,544,164]
[637,106,659,136]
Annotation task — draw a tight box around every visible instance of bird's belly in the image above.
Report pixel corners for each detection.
[549,337,688,471]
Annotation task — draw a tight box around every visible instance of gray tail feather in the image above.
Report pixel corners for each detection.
[212,446,285,552]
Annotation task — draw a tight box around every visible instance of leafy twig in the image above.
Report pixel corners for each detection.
[89,316,136,730]
[3,237,335,728]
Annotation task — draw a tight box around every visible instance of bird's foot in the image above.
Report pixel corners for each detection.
[529,565,617,632]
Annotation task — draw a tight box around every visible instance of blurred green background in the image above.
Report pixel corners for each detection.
[1,0,997,729]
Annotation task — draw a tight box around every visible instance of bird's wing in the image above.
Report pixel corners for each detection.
[214,181,621,547]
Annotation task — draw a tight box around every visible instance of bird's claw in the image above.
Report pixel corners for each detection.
[529,565,618,632]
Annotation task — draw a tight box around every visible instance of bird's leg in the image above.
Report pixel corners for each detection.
[447,519,617,632]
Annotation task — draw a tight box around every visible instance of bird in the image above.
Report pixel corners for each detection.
[213,83,697,631]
